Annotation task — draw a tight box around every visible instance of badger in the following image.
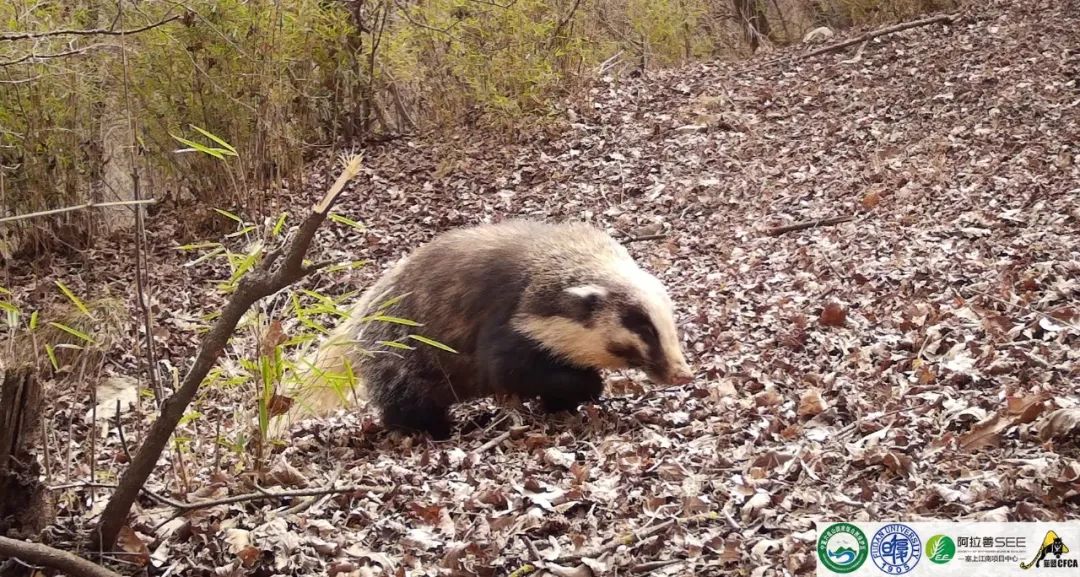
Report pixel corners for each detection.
[286,219,693,439]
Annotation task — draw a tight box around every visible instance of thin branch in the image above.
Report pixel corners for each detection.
[554,519,677,563]
[169,484,388,513]
[473,431,511,455]
[0,537,121,577]
[632,559,685,573]
[765,215,853,236]
[0,44,115,67]
[0,14,183,42]
[89,155,364,552]
[799,12,959,61]
[624,233,667,244]
[0,199,156,225]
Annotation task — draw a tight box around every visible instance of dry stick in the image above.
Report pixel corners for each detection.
[554,519,677,563]
[799,12,959,61]
[632,559,685,573]
[117,3,162,405]
[168,484,387,513]
[473,431,511,455]
[765,215,853,236]
[0,537,121,577]
[624,233,667,244]
[89,155,365,552]
[0,199,156,225]
[0,14,182,42]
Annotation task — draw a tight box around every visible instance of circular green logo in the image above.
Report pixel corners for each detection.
[925,534,956,564]
[818,523,869,574]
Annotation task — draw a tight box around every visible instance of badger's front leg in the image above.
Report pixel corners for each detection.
[478,322,604,413]
[380,394,452,440]
[535,365,604,413]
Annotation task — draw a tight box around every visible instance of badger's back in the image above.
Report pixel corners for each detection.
[289,220,632,418]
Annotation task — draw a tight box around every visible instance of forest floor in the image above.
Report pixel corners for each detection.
[3,0,1079,575]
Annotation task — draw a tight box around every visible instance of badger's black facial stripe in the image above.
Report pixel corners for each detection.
[619,305,670,374]
[621,306,658,345]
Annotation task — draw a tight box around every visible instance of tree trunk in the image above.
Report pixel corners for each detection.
[732,0,772,52]
[0,366,51,539]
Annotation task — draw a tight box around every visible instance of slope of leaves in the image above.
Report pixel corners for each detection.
[3,0,1077,575]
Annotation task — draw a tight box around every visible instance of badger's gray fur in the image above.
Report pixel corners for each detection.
[286,219,692,439]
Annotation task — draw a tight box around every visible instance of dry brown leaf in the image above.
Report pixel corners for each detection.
[1006,393,1048,424]
[860,190,883,209]
[819,302,847,327]
[797,388,826,418]
[260,319,287,357]
[1039,408,1080,443]
[267,393,294,418]
[116,525,151,567]
[959,412,1011,451]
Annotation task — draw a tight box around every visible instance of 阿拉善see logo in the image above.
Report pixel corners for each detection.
[925,534,956,564]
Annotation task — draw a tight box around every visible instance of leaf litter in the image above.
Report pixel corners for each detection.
[2,0,1078,575]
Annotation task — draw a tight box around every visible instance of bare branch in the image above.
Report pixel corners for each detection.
[0,14,183,42]
[168,484,387,513]
[765,215,854,236]
[0,537,121,577]
[0,199,156,225]
[799,12,959,61]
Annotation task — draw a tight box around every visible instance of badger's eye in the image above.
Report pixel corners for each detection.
[621,308,657,341]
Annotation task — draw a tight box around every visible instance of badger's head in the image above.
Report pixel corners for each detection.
[513,261,693,386]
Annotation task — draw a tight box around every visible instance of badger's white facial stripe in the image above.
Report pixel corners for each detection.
[512,314,633,370]
[564,284,608,300]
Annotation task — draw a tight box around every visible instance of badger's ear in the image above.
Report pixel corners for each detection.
[563,284,607,321]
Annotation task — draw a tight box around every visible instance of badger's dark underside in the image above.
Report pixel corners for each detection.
[364,311,605,440]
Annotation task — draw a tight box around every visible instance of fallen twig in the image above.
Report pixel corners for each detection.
[169,484,387,513]
[0,537,121,577]
[632,559,685,573]
[765,215,854,236]
[624,233,667,244]
[554,519,677,563]
[473,431,512,455]
[800,12,959,60]
[284,466,344,515]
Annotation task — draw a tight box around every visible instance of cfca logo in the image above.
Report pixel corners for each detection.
[818,523,868,574]
[1021,530,1075,570]
[925,535,956,564]
[870,523,922,574]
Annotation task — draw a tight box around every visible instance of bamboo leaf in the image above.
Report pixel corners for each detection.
[213,208,244,224]
[55,281,91,317]
[363,314,423,327]
[49,321,97,344]
[189,124,237,155]
[272,212,288,236]
[378,340,416,351]
[408,334,458,353]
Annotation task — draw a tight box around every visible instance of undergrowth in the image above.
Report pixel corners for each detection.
[0,0,953,252]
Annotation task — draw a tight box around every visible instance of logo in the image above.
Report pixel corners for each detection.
[925,534,956,564]
[1021,530,1075,570]
[818,523,869,574]
[870,524,922,574]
